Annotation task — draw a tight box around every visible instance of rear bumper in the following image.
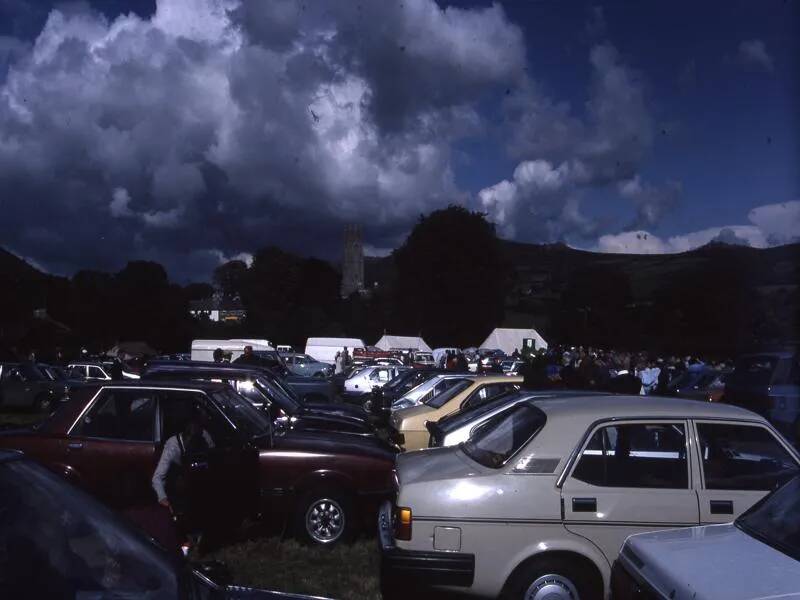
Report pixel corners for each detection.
[610,559,665,600]
[378,502,474,588]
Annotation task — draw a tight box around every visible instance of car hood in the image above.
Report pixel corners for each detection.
[396,446,476,486]
[624,524,800,600]
[273,428,396,460]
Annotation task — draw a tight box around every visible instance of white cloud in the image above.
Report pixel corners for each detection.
[594,200,799,254]
[738,39,774,72]
[109,187,134,217]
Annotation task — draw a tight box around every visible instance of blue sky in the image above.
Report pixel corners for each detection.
[0,0,796,279]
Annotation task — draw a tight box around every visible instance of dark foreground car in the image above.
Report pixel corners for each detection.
[0,361,70,412]
[0,449,328,599]
[230,352,338,403]
[0,381,396,545]
[142,362,377,438]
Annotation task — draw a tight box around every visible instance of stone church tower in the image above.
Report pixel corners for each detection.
[341,224,365,298]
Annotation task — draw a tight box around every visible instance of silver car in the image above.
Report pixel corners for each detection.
[380,395,800,599]
[279,352,333,378]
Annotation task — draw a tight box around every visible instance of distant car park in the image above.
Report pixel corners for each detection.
[0,362,69,412]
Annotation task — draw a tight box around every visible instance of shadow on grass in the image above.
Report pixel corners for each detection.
[209,536,381,600]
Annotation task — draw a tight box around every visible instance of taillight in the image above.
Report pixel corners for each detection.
[394,506,412,540]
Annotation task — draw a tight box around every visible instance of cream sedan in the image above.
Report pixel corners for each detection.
[379,395,800,599]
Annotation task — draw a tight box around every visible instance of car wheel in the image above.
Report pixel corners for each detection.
[362,398,372,412]
[35,393,53,413]
[501,556,601,600]
[295,488,354,546]
[313,371,325,378]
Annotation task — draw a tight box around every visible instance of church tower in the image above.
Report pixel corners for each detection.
[341,224,365,298]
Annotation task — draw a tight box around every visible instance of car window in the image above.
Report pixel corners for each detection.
[697,423,799,491]
[74,389,156,442]
[88,366,106,379]
[736,476,800,562]
[572,422,688,489]
[462,383,519,410]
[68,366,86,378]
[2,366,24,382]
[461,404,547,468]
[159,390,228,445]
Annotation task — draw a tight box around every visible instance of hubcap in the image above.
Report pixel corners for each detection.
[524,574,579,600]
[305,498,345,543]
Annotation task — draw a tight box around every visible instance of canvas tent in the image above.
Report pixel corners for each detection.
[305,337,366,364]
[374,335,432,352]
[480,328,548,355]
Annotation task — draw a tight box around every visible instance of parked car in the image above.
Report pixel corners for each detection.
[152,358,337,403]
[724,351,800,442]
[344,365,408,395]
[390,375,523,450]
[612,474,800,600]
[141,362,378,439]
[368,369,441,419]
[390,373,474,411]
[427,390,609,449]
[500,359,525,376]
[380,395,800,598]
[279,352,334,378]
[0,449,329,599]
[412,352,435,368]
[0,362,70,412]
[668,367,730,402]
[67,361,113,381]
[0,381,396,546]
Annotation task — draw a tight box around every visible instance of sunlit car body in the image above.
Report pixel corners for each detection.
[612,475,800,600]
[279,352,334,378]
[343,365,408,395]
[0,381,395,546]
[0,449,330,599]
[380,396,800,598]
[389,375,522,450]
[368,369,441,419]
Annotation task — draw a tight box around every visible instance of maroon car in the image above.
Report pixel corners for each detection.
[0,381,396,545]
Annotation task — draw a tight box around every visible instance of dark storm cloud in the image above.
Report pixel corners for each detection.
[0,0,525,280]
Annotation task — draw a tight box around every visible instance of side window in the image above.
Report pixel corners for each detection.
[3,367,24,382]
[87,366,106,379]
[74,389,156,441]
[697,423,799,491]
[68,366,86,379]
[159,391,231,446]
[462,383,514,409]
[572,423,688,489]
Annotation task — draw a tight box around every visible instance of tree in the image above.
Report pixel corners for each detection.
[393,205,508,347]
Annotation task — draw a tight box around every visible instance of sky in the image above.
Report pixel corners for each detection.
[0,0,797,282]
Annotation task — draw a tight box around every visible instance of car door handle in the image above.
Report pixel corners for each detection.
[67,442,83,451]
[710,500,733,515]
[572,497,597,512]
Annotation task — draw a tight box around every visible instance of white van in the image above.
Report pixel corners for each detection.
[304,337,365,365]
[190,339,273,362]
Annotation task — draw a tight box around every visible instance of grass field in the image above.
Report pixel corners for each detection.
[211,537,381,599]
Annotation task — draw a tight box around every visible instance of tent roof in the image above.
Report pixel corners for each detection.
[374,335,431,352]
[480,328,548,354]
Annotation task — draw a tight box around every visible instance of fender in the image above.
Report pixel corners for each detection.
[501,529,611,597]
[292,468,355,495]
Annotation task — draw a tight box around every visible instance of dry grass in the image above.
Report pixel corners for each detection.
[210,536,381,600]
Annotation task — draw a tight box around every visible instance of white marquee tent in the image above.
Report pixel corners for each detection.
[480,328,548,355]
[374,335,432,352]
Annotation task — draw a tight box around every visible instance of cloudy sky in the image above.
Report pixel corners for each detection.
[0,0,797,281]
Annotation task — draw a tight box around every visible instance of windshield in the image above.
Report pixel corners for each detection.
[736,476,800,562]
[40,365,67,381]
[0,458,178,597]
[255,377,301,414]
[461,404,547,469]
[425,379,472,409]
[438,391,528,432]
[211,387,272,439]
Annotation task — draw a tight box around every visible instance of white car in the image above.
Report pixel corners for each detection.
[379,395,800,599]
[613,475,800,600]
[344,365,407,394]
[390,373,472,410]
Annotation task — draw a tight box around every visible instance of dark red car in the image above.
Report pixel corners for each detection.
[0,381,396,545]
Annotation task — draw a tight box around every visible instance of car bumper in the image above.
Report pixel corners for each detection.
[610,559,664,600]
[378,502,475,588]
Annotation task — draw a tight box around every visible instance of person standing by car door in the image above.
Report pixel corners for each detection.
[152,418,214,552]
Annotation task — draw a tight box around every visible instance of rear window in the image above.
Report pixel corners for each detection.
[426,380,472,408]
[461,404,546,468]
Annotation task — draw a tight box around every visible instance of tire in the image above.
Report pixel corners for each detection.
[313,371,325,378]
[501,555,602,600]
[34,393,53,413]
[362,398,372,412]
[294,488,354,546]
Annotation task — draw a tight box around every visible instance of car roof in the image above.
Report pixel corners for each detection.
[69,379,230,393]
[530,394,760,422]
